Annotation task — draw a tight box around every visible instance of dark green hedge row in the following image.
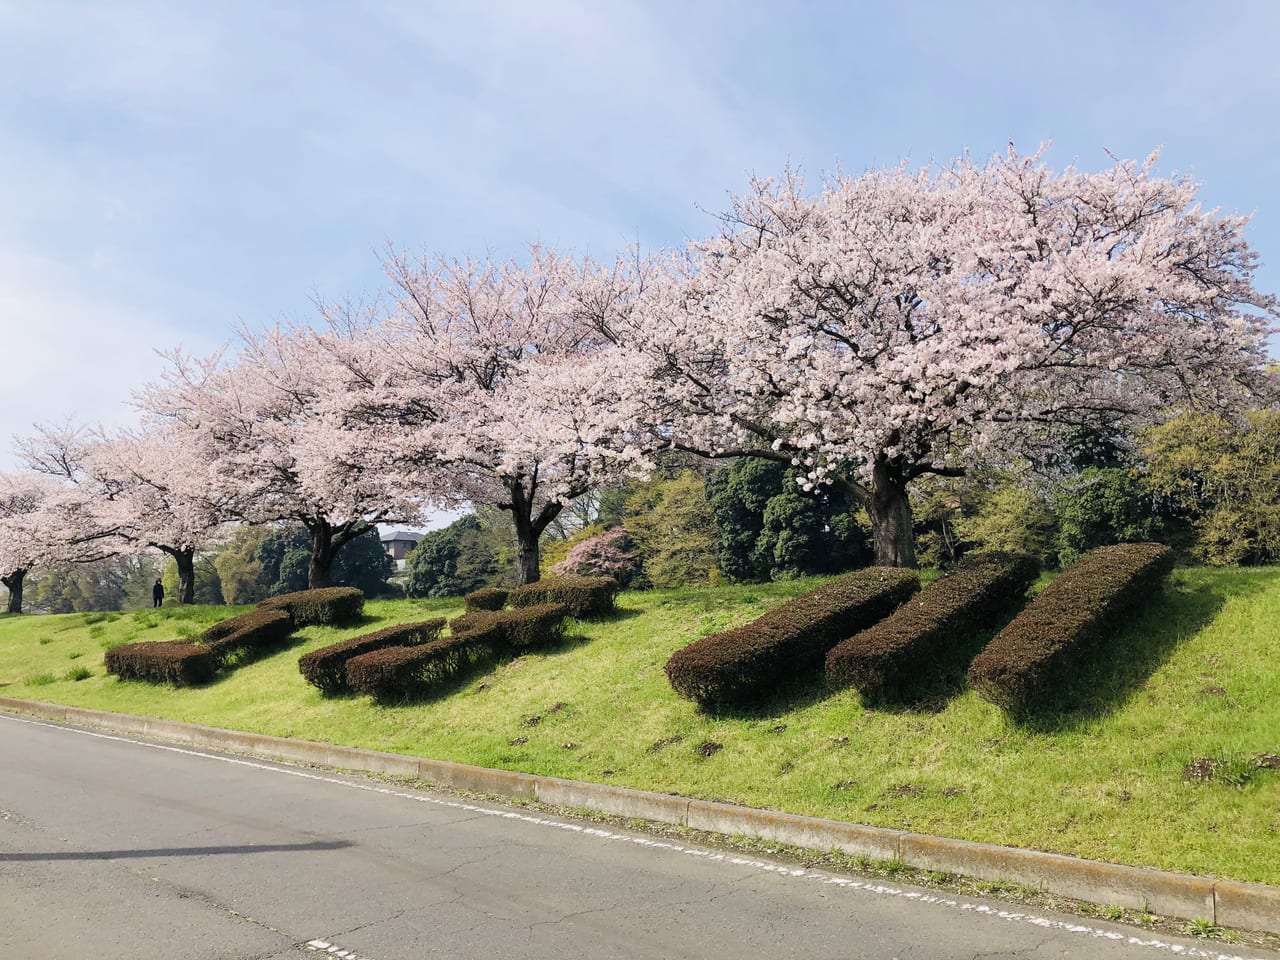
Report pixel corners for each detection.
[966,543,1175,714]
[298,619,446,694]
[825,552,1040,701]
[509,576,617,618]
[259,587,365,626]
[345,635,485,702]
[665,567,920,708]
[463,587,509,612]
[346,605,570,702]
[105,641,218,686]
[450,604,569,652]
[201,608,295,664]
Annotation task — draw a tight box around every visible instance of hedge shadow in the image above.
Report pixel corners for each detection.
[1014,574,1251,731]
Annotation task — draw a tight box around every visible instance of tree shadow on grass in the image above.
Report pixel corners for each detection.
[698,667,839,721]
[860,607,1029,716]
[583,606,643,624]
[377,648,503,708]
[1011,573,1268,733]
[205,635,308,685]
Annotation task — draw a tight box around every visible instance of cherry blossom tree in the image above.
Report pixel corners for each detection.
[0,471,117,614]
[18,423,230,604]
[139,324,425,589]
[330,247,652,583]
[608,150,1277,567]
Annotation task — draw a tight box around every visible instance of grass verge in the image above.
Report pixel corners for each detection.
[0,570,1278,884]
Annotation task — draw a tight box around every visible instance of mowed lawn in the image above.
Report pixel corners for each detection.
[1,567,1278,885]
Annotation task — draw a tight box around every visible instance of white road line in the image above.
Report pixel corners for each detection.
[1,712,1269,960]
[306,940,375,960]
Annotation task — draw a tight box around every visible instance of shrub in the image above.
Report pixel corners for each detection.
[299,619,446,694]
[200,608,295,665]
[345,634,486,702]
[105,641,218,686]
[508,576,617,618]
[665,567,919,708]
[449,604,569,651]
[258,587,364,626]
[825,552,1040,701]
[463,587,509,613]
[966,542,1175,714]
[551,528,642,588]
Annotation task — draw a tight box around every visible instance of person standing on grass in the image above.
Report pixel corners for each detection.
[152,578,164,608]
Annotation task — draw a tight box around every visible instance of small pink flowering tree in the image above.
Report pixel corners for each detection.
[552,527,641,587]
[611,150,1277,567]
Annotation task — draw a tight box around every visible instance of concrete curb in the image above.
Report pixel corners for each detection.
[3,696,1277,935]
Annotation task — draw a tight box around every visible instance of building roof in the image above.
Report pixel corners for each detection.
[380,530,425,545]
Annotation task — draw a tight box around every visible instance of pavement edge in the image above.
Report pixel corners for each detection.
[3,695,1276,935]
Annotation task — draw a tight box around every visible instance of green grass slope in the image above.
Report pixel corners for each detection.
[1,569,1277,884]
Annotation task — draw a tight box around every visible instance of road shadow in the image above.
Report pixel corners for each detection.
[0,840,352,862]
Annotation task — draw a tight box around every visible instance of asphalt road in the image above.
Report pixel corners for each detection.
[1,713,1274,960]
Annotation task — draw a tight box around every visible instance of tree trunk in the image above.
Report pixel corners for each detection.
[308,523,335,589]
[515,527,541,585]
[866,461,918,569]
[161,546,197,604]
[2,568,26,614]
[507,478,564,585]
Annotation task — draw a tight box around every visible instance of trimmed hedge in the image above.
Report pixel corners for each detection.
[347,605,571,702]
[825,552,1040,701]
[463,587,509,613]
[508,576,617,618]
[299,619,447,694]
[449,604,569,652]
[201,608,295,665]
[345,634,486,702]
[966,542,1175,715]
[258,587,365,626]
[665,567,920,708]
[105,641,218,686]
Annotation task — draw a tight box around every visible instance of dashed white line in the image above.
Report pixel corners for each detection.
[1,712,1271,960]
[306,941,375,960]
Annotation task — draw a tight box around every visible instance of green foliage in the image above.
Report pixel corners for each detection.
[1143,410,1280,565]
[213,526,269,604]
[706,459,869,581]
[625,471,718,588]
[214,525,392,601]
[27,555,164,614]
[954,485,1059,568]
[454,507,517,587]
[161,554,224,605]
[1053,468,1165,567]
[405,515,486,598]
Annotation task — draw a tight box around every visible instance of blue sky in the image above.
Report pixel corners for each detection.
[3,0,1279,462]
